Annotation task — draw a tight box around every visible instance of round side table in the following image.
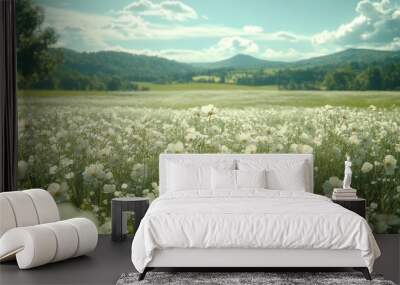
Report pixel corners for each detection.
[111,197,149,242]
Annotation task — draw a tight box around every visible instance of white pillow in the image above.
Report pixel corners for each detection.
[211,168,236,190]
[238,159,308,191]
[167,162,211,191]
[236,169,267,189]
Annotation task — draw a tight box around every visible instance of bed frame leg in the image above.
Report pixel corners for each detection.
[138,268,148,281]
[354,267,371,280]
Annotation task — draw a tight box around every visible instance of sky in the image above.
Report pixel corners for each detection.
[35,0,400,62]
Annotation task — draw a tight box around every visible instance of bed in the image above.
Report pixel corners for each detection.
[131,154,380,280]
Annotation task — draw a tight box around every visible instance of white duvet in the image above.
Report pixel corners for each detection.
[131,190,380,273]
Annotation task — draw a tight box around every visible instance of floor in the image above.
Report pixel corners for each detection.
[0,236,357,285]
[1,235,398,285]
[0,235,134,285]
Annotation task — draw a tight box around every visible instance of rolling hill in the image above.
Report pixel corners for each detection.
[56,48,196,82]
[194,48,400,70]
[193,54,286,69]
[292,48,400,69]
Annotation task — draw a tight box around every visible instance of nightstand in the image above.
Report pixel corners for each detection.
[332,198,366,218]
[111,197,149,242]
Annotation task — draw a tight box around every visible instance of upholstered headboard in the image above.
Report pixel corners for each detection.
[159,154,314,195]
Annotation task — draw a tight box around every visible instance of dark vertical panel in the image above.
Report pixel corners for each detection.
[111,200,123,241]
[0,0,17,192]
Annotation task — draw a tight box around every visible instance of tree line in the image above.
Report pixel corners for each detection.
[234,63,400,90]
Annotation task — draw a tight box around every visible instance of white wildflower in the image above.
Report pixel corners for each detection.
[65,172,75,180]
[103,184,116,194]
[383,155,397,175]
[244,144,257,154]
[166,141,185,153]
[105,171,113,180]
[361,162,373,174]
[47,183,61,196]
[236,133,251,143]
[299,144,313,154]
[49,165,58,175]
[349,134,360,145]
[289,144,299,153]
[219,145,231,153]
[83,163,106,181]
[60,158,73,168]
[200,104,217,116]
[329,176,343,188]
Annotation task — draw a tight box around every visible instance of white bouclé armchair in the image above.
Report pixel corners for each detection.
[0,189,98,269]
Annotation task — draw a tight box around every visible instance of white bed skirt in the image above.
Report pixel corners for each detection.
[148,248,366,268]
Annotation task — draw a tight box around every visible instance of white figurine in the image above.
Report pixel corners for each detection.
[343,155,352,189]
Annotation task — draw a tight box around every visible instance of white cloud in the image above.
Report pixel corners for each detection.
[43,4,310,48]
[124,0,198,21]
[107,18,309,42]
[216,36,259,54]
[243,25,264,34]
[273,31,305,42]
[108,18,241,40]
[107,46,211,62]
[106,11,309,42]
[261,48,327,61]
[43,7,118,50]
[386,37,400,50]
[41,4,314,62]
[312,0,400,48]
[109,36,259,62]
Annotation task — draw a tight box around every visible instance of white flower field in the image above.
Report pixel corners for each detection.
[17,91,400,233]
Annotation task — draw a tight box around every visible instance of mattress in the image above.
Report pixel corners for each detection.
[131,190,380,273]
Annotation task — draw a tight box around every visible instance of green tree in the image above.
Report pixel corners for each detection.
[107,76,122,91]
[323,70,354,90]
[382,64,400,90]
[356,68,383,90]
[16,0,62,88]
[367,68,383,90]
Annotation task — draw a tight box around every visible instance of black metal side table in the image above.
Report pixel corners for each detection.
[332,197,366,218]
[111,197,149,242]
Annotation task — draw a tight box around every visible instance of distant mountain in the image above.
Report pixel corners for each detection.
[57,48,196,82]
[56,48,400,79]
[193,48,400,70]
[193,54,287,70]
[31,47,400,91]
[292,48,400,69]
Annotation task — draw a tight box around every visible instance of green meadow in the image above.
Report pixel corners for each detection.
[18,88,400,109]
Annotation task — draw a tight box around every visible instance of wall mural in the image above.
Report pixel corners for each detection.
[17,0,400,234]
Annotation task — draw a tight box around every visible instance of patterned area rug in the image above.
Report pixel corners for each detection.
[116,272,395,285]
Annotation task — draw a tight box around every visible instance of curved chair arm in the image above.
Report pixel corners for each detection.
[0,218,97,269]
[0,226,57,269]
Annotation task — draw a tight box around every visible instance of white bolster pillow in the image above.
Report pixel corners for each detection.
[0,218,97,269]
